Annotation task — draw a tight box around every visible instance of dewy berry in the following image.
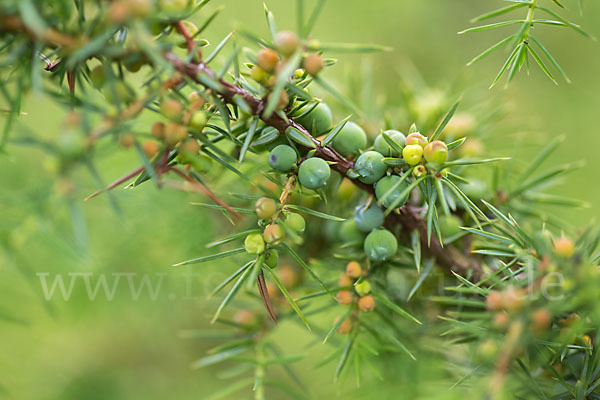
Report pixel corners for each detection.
[358,295,376,312]
[268,145,297,172]
[89,65,105,89]
[274,31,300,56]
[263,224,285,245]
[364,229,398,261]
[331,121,367,156]
[285,212,306,234]
[296,103,333,135]
[244,233,265,255]
[255,197,277,219]
[354,151,387,184]
[375,175,408,209]
[298,157,331,190]
[405,132,428,147]
[373,130,406,157]
[346,261,362,279]
[256,48,279,72]
[423,140,448,166]
[354,203,385,232]
[338,220,365,243]
[402,144,423,166]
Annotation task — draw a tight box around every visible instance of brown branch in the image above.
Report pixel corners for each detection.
[0,15,80,48]
[164,51,483,279]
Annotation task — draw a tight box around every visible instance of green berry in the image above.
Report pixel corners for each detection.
[296,103,333,135]
[373,130,406,157]
[159,0,190,13]
[160,99,183,121]
[255,197,277,219]
[339,220,365,243]
[264,224,285,245]
[89,66,105,88]
[331,121,367,156]
[268,145,297,172]
[188,110,207,131]
[265,249,279,268]
[354,280,371,296]
[244,233,265,254]
[405,132,428,147]
[354,151,387,184]
[298,157,331,190]
[375,175,408,209]
[250,66,267,83]
[423,140,448,165]
[364,229,398,262]
[286,212,306,234]
[274,31,300,56]
[402,144,423,166]
[439,215,462,237]
[354,203,384,232]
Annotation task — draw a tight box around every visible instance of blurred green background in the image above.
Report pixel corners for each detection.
[0,1,598,399]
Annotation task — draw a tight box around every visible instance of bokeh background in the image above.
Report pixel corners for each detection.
[1,0,598,399]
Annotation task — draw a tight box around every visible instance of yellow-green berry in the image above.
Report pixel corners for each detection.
[263,224,285,245]
[255,197,277,219]
[244,233,265,254]
[354,281,371,296]
[402,144,423,166]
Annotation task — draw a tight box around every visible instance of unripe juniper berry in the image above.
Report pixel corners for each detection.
[265,249,279,268]
[255,197,277,219]
[338,220,365,243]
[402,144,423,165]
[346,261,362,279]
[298,157,331,190]
[412,165,427,177]
[554,236,575,258]
[373,130,406,157]
[304,54,324,76]
[358,295,376,312]
[263,224,285,245]
[285,212,306,234]
[339,274,353,287]
[89,66,105,88]
[256,48,279,72]
[119,133,136,149]
[354,281,371,296]
[364,229,398,261]
[423,140,448,165]
[160,99,183,121]
[188,111,207,131]
[375,175,408,209]
[405,132,428,147]
[142,140,159,158]
[177,139,200,162]
[233,310,257,329]
[244,233,265,255]
[250,66,267,83]
[336,290,353,305]
[151,122,165,140]
[296,103,333,135]
[354,203,385,232]
[335,317,352,334]
[354,151,387,184]
[164,122,187,146]
[268,145,297,172]
[486,291,504,311]
[274,31,300,56]
[331,121,367,156]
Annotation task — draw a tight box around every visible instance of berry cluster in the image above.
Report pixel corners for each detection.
[335,261,376,334]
